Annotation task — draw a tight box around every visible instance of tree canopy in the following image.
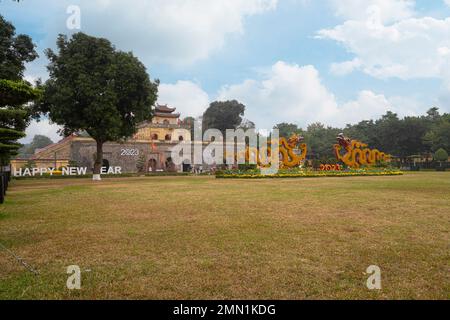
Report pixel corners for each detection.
[0,15,40,167]
[202,100,245,134]
[0,15,38,81]
[434,148,448,162]
[274,123,300,139]
[273,108,450,162]
[38,32,159,178]
[18,135,54,157]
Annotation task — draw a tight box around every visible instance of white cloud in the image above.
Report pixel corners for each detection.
[23,61,426,137]
[329,0,415,23]
[330,58,362,76]
[27,0,277,67]
[218,61,411,129]
[445,0,450,8]
[219,61,338,129]
[18,0,277,80]
[158,81,210,117]
[320,1,450,84]
[21,118,62,144]
[339,91,391,123]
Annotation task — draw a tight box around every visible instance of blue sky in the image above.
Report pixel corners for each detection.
[2,0,450,142]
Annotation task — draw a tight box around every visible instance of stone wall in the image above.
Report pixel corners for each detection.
[29,136,241,174]
[70,139,181,173]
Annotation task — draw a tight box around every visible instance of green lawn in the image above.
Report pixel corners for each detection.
[0,173,449,299]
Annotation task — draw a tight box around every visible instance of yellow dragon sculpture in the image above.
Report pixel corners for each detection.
[334,133,390,168]
[234,134,308,168]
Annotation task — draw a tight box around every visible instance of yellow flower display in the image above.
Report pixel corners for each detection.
[231,134,308,169]
[334,138,391,169]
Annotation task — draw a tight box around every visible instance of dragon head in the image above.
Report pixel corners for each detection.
[287,134,305,149]
[336,133,352,149]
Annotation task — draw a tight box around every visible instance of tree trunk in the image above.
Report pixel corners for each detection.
[93,140,104,181]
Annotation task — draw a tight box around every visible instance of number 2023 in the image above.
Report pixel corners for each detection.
[121,149,139,156]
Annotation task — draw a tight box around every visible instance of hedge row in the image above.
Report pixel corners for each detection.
[216,171,404,179]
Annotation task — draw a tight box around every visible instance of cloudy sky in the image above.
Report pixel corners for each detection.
[2,0,450,143]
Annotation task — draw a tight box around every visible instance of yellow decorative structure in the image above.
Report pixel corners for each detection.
[233,134,308,169]
[279,135,308,168]
[334,134,390,168]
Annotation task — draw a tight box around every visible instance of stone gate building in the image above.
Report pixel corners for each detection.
[12,104,193,173]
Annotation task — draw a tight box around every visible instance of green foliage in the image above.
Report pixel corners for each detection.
[202,100,245,134]
[0,108,28,131]
[39,32,159,174]
[0,15,38,81]
[24,159,36,169]
[216,168,403,179]
[322,157,337,165]
[274,107,450,161]
[0,128,25,141]
[304,122,340,159]
[374,160,389,168]
[41,33,158,140]
[424,114,450,152]
[136,154,146,173]
[68,160,79,168]
[0,79,42,107]
[434,148,448,162]
[0,15,39,167]
[18,135,54,157]
[0,111,26,164]
[312,159,321,170]
[274,123,300,138]
[237,163,258,172]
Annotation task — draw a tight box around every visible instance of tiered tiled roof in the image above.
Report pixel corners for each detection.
[154,104,180,118]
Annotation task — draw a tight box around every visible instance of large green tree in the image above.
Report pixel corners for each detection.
[373,111,402,155]
[39,33,159,179]
[424,114,450,152]
[395,116,430,159]
[343,120,377,147]
[0,16,40,170]
[202,100,245,134]
[0,15,38,81]
[304,122,340,159]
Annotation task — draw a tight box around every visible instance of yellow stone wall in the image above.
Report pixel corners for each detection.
[153,116,178,125]
[134,126,191,142]
[11,159,70,172]
[173,129,191,142]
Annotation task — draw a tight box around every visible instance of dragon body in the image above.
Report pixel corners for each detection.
[233,134,307,168]
[334,135,390,168]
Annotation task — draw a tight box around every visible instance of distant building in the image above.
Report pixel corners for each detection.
[12,104,192,173]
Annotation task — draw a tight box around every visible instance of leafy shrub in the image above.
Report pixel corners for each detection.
[238,164,258,172]
[434,148,448,162]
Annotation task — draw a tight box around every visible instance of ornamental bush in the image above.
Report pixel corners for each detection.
[434,148,448,162]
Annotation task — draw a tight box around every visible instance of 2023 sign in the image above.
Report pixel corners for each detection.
[120,149,140,156]
[320,164,342,171]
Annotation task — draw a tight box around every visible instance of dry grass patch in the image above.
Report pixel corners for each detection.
[0,173,449,299]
